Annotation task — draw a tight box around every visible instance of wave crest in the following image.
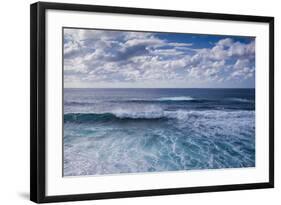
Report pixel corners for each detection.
[64,109,254,123]
[156,96,194,101]
[226,98,252,103]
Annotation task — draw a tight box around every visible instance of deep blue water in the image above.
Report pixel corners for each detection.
[63,88,255,176]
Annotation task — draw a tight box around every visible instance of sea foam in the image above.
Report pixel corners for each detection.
[157,96,195,101]
[63,88,255,176]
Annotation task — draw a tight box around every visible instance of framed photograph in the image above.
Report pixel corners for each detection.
[30,2,274,203]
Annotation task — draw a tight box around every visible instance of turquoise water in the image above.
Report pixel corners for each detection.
[63,88,255,176]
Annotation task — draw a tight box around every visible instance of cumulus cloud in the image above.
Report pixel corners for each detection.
[63,28,255,88]
[228,59,255,80]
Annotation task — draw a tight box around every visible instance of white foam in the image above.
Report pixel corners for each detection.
[157,96,194,101]
[110,107,255,121]
[112,106,164,119]
[226,98,252,103]
[64,108,255,176]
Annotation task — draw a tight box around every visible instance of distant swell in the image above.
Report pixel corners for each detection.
[65,97,253,106]
[226,98,252,103]
[64,101,95,106]
[121,97,210,103]
[157,96,194,101]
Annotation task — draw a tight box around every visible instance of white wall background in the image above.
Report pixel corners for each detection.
[0,0,278,204]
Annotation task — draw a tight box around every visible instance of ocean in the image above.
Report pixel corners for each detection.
[63,88,255,176]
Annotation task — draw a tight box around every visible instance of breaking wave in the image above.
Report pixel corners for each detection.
[64,109,254,123]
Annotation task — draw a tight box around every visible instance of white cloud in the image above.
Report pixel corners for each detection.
[228,59,255,80]
[63,28,255,88]
[217,38,233,47]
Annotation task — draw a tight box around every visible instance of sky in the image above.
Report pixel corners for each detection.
[64,28,255,88]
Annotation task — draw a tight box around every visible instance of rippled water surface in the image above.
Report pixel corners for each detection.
[63,88,255,176]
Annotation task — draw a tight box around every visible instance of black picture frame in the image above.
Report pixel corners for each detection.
[30,1,274,203]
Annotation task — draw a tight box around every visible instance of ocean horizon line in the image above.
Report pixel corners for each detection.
[64,87,255,89]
